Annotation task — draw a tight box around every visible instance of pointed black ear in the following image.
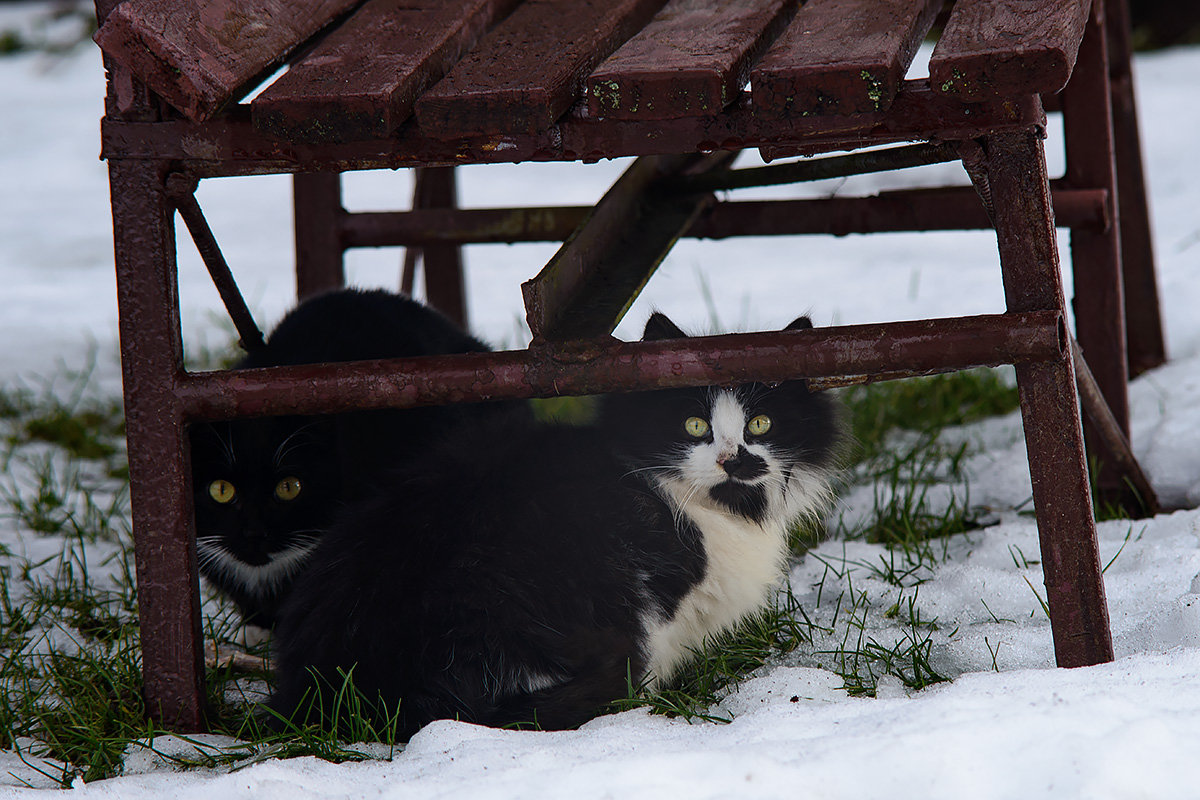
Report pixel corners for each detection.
[643,312,687,341]
[784,316,814,331]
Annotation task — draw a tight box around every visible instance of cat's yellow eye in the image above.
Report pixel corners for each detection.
[684,416,710,438]
[208,479,236,504]
[274,476,303,502]
[747,414,772,436]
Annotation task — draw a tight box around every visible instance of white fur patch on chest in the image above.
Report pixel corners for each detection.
[196,538,317,597]
[640,499,789,688]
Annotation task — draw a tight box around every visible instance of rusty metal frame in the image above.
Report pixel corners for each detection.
[96,0,1160,730]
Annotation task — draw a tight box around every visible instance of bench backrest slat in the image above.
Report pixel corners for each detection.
[751,0,943,117]
[251,0,521,142]
[586,0,797,121]
[930,0,1091,101]
[94,0,361,121]
[414,0,667,137]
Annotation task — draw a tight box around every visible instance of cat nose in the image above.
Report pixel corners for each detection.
[720,445,766,479]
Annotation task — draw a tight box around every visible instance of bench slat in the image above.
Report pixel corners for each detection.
[252,0,521,142]
[94,0,360,122]
[929,0,1091,101]
[751,0,942,116]
[585,0,796,120]
[415,0,667,137]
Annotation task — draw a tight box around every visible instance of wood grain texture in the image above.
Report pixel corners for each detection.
[252,0,521,142]
[929,0,1091,101]
[586,0,796,120]
[93,0,361,121]
[751,0,942,116]
[415,0,668,137]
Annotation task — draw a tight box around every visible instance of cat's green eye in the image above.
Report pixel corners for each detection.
[684,416,710,438]
[274,476,303,502]
[747,414,772,436]
[208,479,236,504]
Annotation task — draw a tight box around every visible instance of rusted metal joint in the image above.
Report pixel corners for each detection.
[164,171,200,200]
[955,138,996,226]
[525,335,622,396]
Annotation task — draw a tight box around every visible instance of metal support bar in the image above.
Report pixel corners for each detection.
[293,171,344,299]
[110,160,206,731]
[339,186,1109,247]
[1071,337,1159,515]
[1062,2,1136,513]
[176,311,1065,421]
[99,85,1046,177]
[1063,3,1130,432]
[668,142,960,194]
[985,127,1114,668]
[1106,0,1166,376]
[413,166,468,327]
[165,174,265,352]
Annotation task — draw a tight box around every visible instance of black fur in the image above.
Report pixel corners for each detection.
[269,313,838,738]
[189,288,528,628]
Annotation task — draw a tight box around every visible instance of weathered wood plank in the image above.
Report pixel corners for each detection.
[752,0,942,116]
[929,0,1091,101]
[415,0,668,137]
[586,0,796,120]
[521,151,735,341]
[252,0,521,142]
[93,0,361,121]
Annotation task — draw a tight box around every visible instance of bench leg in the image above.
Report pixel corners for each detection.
[109,159,207,729]
[413,166,468,328]
[294,171,345,300]
[1106,0,1166,376]
[985,130,1115,668]
[1061,1,1153,514]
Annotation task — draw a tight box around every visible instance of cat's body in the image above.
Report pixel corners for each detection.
[270,312,839,737]
[190,288,526,628]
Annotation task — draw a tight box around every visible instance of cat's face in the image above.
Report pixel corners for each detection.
[189,417,340,596]
[602,314,838,525]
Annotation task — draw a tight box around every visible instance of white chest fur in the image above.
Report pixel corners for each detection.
[640,500,789,687]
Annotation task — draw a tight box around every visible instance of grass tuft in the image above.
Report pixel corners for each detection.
[841,368,1019,466]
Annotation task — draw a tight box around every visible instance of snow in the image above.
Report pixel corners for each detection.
[3,6,1200,796]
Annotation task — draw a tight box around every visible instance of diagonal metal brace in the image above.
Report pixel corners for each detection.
[165,173,266,353]
[1071,337,1160,515]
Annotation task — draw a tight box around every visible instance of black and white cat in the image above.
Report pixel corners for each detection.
[269,312,839,737]
[190,288,527,629]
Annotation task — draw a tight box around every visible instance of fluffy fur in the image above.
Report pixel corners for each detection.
[269,312,839,738]
[190,288,526,628]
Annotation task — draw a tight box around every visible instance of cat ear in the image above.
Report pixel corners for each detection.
[643,312,687,341]
[784,316,814,331]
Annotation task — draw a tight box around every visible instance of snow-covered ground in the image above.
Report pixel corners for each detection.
[2,5,1200,796]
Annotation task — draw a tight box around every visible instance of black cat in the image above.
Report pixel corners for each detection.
[269,312,839,738]
[189,288,526,629]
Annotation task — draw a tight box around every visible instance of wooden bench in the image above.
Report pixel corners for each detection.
[93,0,1164,730]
